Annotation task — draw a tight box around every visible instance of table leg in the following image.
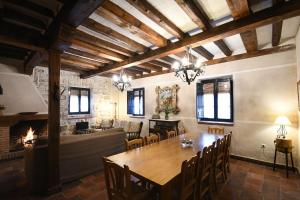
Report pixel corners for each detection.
[285,150,289,178]
[160,184,171,200]
[273,149,277,171]
[290,152,295,172]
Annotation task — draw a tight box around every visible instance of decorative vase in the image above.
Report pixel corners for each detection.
[165,112,169,120]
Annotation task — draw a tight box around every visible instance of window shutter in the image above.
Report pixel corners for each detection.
[196,83,204,119]
[127,91,134,114]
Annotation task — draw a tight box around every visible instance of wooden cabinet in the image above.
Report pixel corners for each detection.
[149,119,180,140]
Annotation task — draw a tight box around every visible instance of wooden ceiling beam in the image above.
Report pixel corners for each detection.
[62,53,104,66]
[138,63,162,72]
[272,0,284,46]
[126,0,184,39]
[0,34,45,52]
[176,0,232,56]
[160,56,178,64]
[70,39,127,62]
[130,66,151,74]
[193,46,214,60]
[61,58,98,70]
[80,0,300,78]
[2,7,48,31]
[135,44,295,79]
[25,0,105,71]
[97,1,167,47]
[4,0,55,18]
[149,60,172,69]
[83,18,146,53]
[74,30,134,57]
[66,48,112,64]
[226,0,258,52]
[125,68,143,75]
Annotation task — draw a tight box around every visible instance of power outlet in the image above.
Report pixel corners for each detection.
[261,144,266,149]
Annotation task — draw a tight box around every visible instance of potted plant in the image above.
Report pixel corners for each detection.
[0,104,5,116]
[161,97,173,120]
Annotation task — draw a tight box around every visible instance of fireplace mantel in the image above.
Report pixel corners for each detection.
[0,114,48,127]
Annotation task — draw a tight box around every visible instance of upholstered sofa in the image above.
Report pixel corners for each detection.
[25,128,126,188]
[59,128,126,182]
[113,120,143,140]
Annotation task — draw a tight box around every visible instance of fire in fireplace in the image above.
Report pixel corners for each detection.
[23,127,37,146]
[10,120,47,152]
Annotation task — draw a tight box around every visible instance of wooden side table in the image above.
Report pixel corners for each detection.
[273,138,295,178]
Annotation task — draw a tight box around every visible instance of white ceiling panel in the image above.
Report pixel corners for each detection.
[282,16,300,39]
[223,34,246,55]
[147,0,198,32]
[256,24,272,48]
[202,42,225,58]
[111,0,173,39]
[196,0,231,20]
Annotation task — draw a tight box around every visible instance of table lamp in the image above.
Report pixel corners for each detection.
[275,116,291,139]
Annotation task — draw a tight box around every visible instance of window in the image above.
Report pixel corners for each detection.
[68,87,90,115]
[127,88,145,116]
[196,76,233,123]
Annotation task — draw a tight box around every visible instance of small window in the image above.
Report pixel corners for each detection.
[196,76,233,123]
[127,88,145,116]
[68,87,91,115]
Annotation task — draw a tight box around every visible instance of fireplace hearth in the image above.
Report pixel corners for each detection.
[0,113,48,160]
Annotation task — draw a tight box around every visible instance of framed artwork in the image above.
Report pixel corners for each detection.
[155,84,180,114]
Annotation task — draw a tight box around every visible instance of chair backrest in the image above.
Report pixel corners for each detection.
[179,153,200,200]
[215,137,226,160]
[102,157,132,200]
[224,132,232,153]
[125,138,144,151]
[208,126,225,134]
[145,134,160,145]
[166,130,176,139]
[197,143,215,199]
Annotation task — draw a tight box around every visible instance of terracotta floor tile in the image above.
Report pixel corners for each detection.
[1,158,300,200]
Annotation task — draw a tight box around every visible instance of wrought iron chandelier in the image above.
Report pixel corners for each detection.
[112,69,132,92]
[171,46,205,85]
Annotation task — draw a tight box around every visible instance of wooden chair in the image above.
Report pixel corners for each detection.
[166,130,176,139]
[125,138,144,151]
[102,157,153,200]
[212,138,227,191]
[178,154,200,200]
[197,142,215,200]
[224,132,232,178]
[145,134,160,145]
[208,126,225,134]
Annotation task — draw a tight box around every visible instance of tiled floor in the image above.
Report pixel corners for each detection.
[0,158,299,200]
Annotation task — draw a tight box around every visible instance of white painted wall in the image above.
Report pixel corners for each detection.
[118,50,298,166]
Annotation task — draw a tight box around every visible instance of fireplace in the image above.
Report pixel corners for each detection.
[0,113,48,160]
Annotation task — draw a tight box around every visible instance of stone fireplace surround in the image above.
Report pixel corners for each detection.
[0,113,48,160]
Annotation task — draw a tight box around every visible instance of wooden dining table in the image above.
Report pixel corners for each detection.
[107,132,224,200]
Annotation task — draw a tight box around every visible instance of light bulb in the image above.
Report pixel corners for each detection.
[195,58,202,68]
[112,75,119,82]
[172,61,180,69]
[181,57,189,66]
[122,75,128,82]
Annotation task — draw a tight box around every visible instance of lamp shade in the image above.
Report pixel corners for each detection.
[275,116,291,125]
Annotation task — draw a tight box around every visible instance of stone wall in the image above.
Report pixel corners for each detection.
[31,66,119,134]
